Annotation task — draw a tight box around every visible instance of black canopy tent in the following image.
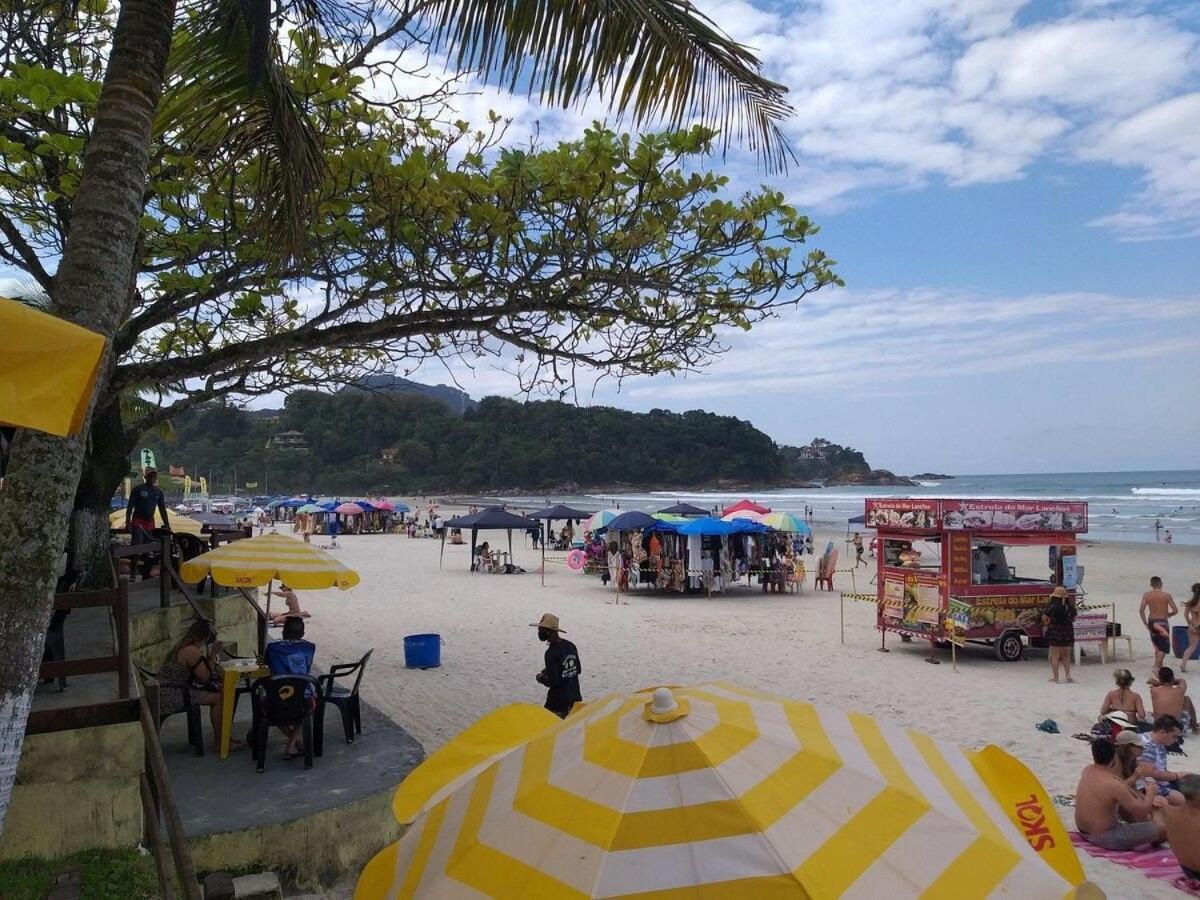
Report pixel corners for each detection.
[440,507,540,572]
[527,504,594,586]
[657,502,709,517]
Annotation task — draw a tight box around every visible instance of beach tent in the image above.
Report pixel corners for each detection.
[675,515,769,536]
[602,510,658,534]
[358,682,1093,899]
[527,504,594,584]
[0,297,105,436]
[722,498,771,516]
[189,510,236,532]
[440,506,539,571]
[657,502,709,516]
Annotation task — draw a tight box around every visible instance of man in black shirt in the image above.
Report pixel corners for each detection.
[126,469,170,577]
[532,613,581,718]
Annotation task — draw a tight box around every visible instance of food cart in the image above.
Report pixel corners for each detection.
[866,498,1088,661]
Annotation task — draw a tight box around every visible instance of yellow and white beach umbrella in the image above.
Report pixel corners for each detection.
[178,532,359,590]
[109,507,204,537]
[358,682,1097,899]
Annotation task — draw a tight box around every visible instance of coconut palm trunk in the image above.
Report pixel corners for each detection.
[0,0,176,829]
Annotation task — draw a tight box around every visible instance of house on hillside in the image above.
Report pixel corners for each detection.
[265,430,309,451]
[380,447,398,463]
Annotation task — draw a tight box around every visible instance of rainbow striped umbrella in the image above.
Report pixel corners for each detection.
[357,683,1092,898]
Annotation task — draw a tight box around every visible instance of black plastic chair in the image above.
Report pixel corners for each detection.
[135,661,204,756]
[314,649,373,756]
[249,674,320,773]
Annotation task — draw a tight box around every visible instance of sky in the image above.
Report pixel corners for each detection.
[392,0,1200,475]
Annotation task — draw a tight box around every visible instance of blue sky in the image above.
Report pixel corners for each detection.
[397,0,1200,475]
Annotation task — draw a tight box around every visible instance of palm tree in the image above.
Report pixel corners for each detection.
[0,0,792,830]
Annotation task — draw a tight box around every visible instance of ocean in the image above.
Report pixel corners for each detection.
[501,470,1200,546]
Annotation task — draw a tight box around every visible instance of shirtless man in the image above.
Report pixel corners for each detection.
[1165,775,1200,881]
[1140,577,1177,671]
[1149,667,1197,734]
[1075,738,1165,850]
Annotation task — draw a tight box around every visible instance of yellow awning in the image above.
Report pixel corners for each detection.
[179,532,359,590]
[109,507,203,537]
[0,298,105,436]
[357,682,1098,899]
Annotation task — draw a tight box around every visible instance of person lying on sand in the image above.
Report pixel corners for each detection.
[1165,775,1200,881]
[1075,738,1165,851]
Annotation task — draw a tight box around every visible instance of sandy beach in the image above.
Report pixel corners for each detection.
[292,527,1197,898]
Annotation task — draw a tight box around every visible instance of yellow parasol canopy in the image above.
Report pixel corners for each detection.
[357,682,1098,899]
[109,507,203,537]
[179,533,359,590]
[0,298,106,436]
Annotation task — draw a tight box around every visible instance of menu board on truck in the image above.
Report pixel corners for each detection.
[865,499,941,530]
[941,500,1087,533]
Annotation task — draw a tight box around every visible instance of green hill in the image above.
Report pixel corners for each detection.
[141,391,897,495]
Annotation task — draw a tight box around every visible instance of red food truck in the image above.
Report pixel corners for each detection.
[866,498,1088,661]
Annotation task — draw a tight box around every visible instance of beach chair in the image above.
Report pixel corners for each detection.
[314,649,373,755]
[249,673,321,772]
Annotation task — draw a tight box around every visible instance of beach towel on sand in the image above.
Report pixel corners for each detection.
[1070,832,1200,896]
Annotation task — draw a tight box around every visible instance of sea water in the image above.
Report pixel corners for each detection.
[501,470,1200,546]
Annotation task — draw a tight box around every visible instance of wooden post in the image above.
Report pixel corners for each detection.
[839,591,845,645]
[159,534,171,608]
[116,576,130,699]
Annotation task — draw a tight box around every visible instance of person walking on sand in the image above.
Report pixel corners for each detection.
[851,532,866,568]
[1140,576,1178,672]
[532,613,581,718]
[1182,584,1200,673]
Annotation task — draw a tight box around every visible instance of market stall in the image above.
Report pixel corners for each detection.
[867,498,1088,661]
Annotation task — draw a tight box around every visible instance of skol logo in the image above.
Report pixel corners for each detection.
[1014,793,1055,851]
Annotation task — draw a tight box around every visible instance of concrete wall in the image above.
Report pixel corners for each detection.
[131,590,260,669]
[190,787,403,889]
[0,721,144,861]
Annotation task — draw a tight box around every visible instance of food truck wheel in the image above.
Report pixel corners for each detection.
[993,630,1024,662]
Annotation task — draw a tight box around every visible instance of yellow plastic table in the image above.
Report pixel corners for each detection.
[220,659,268,758]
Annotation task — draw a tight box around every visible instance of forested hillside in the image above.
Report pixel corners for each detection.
[141,392,894,495]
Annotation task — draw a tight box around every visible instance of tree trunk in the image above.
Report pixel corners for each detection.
[70,398,134,589]
[0,0,176,832]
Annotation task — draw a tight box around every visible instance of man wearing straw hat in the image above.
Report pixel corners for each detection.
[532,613,582,718]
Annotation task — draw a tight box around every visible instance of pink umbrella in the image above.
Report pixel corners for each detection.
[334,502,364,515]
[373,500,395,512]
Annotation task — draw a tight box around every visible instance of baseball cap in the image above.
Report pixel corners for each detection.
[1114,731,1143,747]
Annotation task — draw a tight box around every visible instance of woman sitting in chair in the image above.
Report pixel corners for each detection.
[476,541,496,573]
[159,619,242,751]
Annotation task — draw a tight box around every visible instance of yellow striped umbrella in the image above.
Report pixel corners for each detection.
[109,507,203,537]
[358,683,1097,899]
[178,533,359,590]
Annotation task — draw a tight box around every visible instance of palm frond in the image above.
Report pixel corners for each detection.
[120,393,176,441]
[424,0,793,169]
[157,0,325,259]
[0,275,51,309]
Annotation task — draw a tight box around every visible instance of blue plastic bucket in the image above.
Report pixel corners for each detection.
[1172,625,1200,660]
[404,633,442,669]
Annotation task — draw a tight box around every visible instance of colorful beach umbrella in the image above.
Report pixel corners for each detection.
[109,507,203,537]
[722,508,765,522]
[357,682,1093,899]
[179,533,359,590]
[373,500,395,512]
[335,501,364,515]
[761,511,811,534]
[297,503,324,514]
[0,298,105,436]
[355,500,375,510]
[584,509,620,532]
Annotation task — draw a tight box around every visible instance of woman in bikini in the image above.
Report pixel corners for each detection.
[1181,584,1200,673]
[158,619,243,751]
[1100,668,1147,724]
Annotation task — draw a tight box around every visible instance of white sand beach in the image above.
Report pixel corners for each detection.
[293,528,1198,898]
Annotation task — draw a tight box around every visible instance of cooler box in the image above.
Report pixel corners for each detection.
[1172,625,1200,660]
[404,633,442,669]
